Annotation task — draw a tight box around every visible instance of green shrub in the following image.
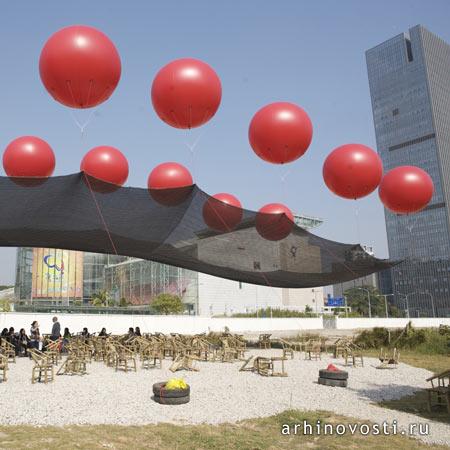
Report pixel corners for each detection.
[151,293,184,315]
[354,324,450,355]
[231,308,317,318]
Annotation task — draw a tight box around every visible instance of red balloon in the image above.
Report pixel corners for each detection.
[80,146,128,186]
[151,58,222,129]
[323,144,383,199]
[249,102,313,164]
[379,166,434,214]
[256,203,295,241]
[3,136,55,177]
[39,25,121,108]
[148,162,194,206]
[203,193,243,232]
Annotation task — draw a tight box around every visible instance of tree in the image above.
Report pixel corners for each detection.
[151,293,184,315]
[344,285,401,317]
[90,290,111,307]
[0,298,11,312]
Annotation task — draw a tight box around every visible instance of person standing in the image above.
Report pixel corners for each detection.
[29,321,40,350]
[50,316,61,341]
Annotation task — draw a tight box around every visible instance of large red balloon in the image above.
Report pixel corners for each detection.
[151,58,222,129]
[379,166,434,214]
[203,193,243,233]
[80,146,128,186]
[3,136,55,177]
[39,25,121,108]
[256,203,295,241]
[148,162,194,206]
[323,144,383,199]
[249,102,313,164]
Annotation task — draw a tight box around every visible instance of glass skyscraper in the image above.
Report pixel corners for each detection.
[366,25,450,317]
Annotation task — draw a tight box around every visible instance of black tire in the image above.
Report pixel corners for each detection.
[319,369,348,380]
[318,377,347,388]
[153,382,190,398]
[153,394,190,405]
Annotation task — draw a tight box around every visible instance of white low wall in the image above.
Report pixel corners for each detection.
[335,317,450,330]
[0,313,322,335]
[3,313,450,335]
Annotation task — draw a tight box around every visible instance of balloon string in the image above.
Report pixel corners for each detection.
[83,172,119,256]
[66,80,95,134]
[184,132,203,181]
[399,213,420,260]
[354,202,361,244]
[279,168,291,204]
[69,109,97,137]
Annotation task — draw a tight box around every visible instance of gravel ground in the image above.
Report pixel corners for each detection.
[1,350,449,446]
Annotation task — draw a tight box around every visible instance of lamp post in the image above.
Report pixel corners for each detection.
[420,291,436,318]
[357,287,371,318]
[312,288,319,315]
[381,293,395,318]
[398,292,417,319]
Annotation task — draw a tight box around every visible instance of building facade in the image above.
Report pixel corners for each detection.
[332,245,393,299]
[14,247,125,304]
[104,258,198,312]
[14,214,326,314]
[366,25,450,316]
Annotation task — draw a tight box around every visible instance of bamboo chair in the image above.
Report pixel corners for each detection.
[0,353,8,382]
[114,344,137,372]
[141,344,163,369]
[169,353,200,372]
[258,334,272,349]
[333,337,352,358]
[30,349,54,384]
[279,339,295,359]
[57,355,87,376]
[344,344,364,367]
[240,355,288,377]
[92,338,107,361]
[2,340,16,363]
[377,347,399,369]
[44,339,63,365]
[426,369,450,413]
[304,340,322,360]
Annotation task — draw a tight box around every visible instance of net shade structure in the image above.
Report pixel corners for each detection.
[0,173,394,288]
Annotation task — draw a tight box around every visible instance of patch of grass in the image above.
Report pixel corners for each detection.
[364,348,450,374]
[380,390,450,425]
[363,349,450,425]
[0,410,445,450]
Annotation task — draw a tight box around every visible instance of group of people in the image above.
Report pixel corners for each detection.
[0,317,63,357]
[0,317,141,356]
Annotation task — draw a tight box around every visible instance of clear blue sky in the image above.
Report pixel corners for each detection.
[1,0,449,284]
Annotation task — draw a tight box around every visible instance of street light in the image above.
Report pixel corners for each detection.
[397,292,417,319]
[380,293,395,318]
[357,287,371,318]
[420,291,436,318]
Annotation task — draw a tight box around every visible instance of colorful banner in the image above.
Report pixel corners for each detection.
[31,248,83,298]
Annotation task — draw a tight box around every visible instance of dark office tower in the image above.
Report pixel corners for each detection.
[366,25,450,317]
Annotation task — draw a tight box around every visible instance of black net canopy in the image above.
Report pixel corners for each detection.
[0,173,394,288]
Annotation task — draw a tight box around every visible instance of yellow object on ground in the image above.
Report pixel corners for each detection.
[165,378,188,390]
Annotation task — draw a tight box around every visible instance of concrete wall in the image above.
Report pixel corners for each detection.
[3,313,450,336]
[0,313,323,335]
[197,273,324,316]
[335,317,450,329]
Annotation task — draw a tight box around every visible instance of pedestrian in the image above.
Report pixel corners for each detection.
[50,316,61,341]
